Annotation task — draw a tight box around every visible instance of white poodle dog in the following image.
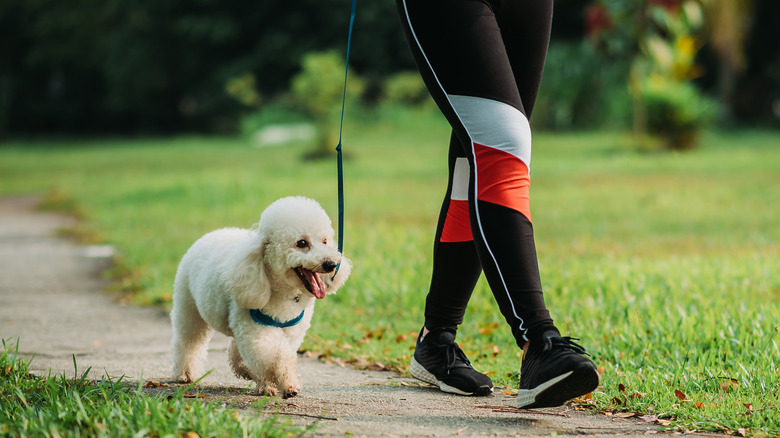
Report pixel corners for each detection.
[170,196,351,398]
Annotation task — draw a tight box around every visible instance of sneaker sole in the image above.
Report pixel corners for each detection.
[409,357,492,396]
[517,364,599,409]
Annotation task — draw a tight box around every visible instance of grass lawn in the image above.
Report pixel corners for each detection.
[0,340,309,437]
[1,108,778,436]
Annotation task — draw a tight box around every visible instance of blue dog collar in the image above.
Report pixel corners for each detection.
[249,308,304,328]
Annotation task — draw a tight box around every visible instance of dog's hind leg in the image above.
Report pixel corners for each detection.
[228,339,254,381]
[170,288,213,383]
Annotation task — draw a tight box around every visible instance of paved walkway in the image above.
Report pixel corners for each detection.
[0,197,676,437]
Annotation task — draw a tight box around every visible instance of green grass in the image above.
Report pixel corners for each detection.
[0,340,310,437]
[1,108,778,436]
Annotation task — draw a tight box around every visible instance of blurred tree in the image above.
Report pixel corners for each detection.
[0,0,410,136]
[586,0,717,150]
[702,0,755,121]
[0,0,109,136]
[291,51,363,159]
[719,0,779,124]
[1,0,775,136]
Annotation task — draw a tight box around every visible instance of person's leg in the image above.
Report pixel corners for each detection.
[398,0,599,406]
[423,132,482,333]
[409,131,493,396]
[398,0,554,349]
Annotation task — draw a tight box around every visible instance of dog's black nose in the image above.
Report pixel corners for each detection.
[322,260,338,273]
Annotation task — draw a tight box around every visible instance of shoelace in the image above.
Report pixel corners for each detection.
[444,342,472,374]
[547,336,590,356]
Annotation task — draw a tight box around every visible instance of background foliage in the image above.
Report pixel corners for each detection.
[1,0,778,138]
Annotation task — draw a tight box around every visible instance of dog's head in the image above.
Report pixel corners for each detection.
[224,196,352,309]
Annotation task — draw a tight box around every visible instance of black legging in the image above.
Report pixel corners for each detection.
[396,0,557,347]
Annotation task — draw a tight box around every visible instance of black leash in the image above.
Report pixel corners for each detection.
[333,0,356,278]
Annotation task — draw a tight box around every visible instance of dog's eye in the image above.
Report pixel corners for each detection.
[296,239,309,249]
[322,239,328,245]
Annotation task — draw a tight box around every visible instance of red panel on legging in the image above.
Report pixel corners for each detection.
[440,199,473,242]
[474,143,532,223]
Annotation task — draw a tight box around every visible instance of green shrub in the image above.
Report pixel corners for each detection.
[641,75,718,150]
[381,71,433,108]
[290,51,364,158]
[533,42,633,131]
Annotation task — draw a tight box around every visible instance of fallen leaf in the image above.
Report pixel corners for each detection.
[395,334,408,343]
[639,414,658,423]
[501,389,516,395]
[674,389,686,401]
[143,380,166,388]
[491,345,500,357]
[597,365,605,375]
[737,428,748,437]
[618,383,627,392]
[479,322,499,336]
[712,422,729,431]
[183,432,200,438]
[575,392,593,401]
[615,412,636,418]
[657,419,672,426]
[720,379,739,392]
[743,403,754,410]
[630,392,643,399]
[365,362,386,371]
[693,401,705,409]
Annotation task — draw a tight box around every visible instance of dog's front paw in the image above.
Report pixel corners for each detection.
[172,370,195,384]
[282,383,301,399]
[257,382,278,397]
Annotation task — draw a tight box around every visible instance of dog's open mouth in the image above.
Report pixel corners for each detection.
[294,267,327,299]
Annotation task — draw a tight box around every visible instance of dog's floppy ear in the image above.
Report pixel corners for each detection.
[221,236,271,310]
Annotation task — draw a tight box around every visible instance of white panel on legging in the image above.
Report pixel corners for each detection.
[447,94,532,170]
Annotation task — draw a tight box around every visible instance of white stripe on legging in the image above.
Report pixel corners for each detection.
[451,157,469,201]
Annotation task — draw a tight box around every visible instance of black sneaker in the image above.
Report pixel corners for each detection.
[409,328,493,396]
[516,330,599,409]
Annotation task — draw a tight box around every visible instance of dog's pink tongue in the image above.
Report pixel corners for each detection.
[304,270,327,299]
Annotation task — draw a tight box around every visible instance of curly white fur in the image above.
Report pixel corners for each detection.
[170,196,351,398]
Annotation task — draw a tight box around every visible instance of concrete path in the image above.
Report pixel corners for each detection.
[0,197,678,437]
